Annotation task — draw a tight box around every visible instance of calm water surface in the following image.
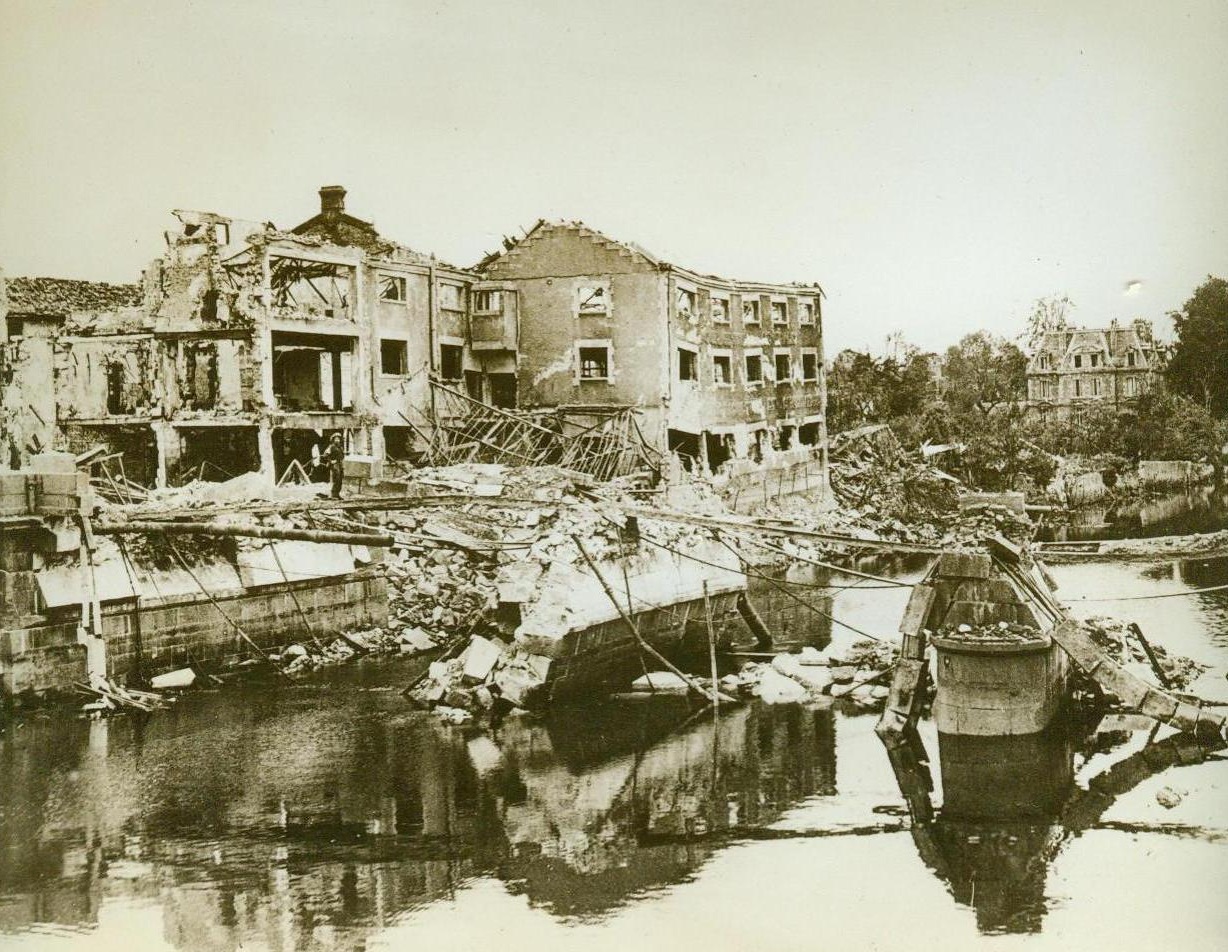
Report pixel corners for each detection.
[2,555,1226,952]
[1037,485,1228,542]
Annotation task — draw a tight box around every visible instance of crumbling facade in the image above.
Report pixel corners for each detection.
[1026,319,1166,409]
[3,196,830,485]
[475,221,827,472]
[2,187,514,486]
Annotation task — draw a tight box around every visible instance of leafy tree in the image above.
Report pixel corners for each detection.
[942,332,1027,418]
[826,347,937,434]
[1025,294,1073,351]
[959,405,1057,491]
[1167,276,1228,414]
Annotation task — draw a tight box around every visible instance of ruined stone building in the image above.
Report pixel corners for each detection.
[2,194,829,483]
[1025,319,1167,410]
[1,187,512,485]
[475,220,827,471]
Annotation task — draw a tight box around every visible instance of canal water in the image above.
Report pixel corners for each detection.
[1037,484,1228,542]
[2,554,1227,951]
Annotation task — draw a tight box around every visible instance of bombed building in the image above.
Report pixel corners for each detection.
[2,193,829,485]
[476,220,828,473]
[1,188,512,486]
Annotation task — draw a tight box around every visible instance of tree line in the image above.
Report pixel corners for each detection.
[827,276,1228,491]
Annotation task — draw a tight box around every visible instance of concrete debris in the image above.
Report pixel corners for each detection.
[75,677,175,716]
[149,667,196,689]
[1155,786,1184,809]
[754,667,809,704]
[1080,616,1206,691]
[461,635,502,683]
[631,671,692,693]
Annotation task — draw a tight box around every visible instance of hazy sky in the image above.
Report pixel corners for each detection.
[1,0,1225,353]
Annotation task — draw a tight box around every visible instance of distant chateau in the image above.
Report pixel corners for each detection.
[1026,318,1166,408]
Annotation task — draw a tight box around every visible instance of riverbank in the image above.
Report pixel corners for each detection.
[1037,528,1228,563]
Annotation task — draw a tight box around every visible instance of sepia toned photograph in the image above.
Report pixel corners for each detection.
[1,2,1226,950]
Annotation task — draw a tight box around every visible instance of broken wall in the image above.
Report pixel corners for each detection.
[1,332,57,457]
[151,211,267,330]
[55,335,156,420]
[163,337,257,416]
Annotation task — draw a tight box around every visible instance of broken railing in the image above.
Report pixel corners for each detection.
[413,380,662,481]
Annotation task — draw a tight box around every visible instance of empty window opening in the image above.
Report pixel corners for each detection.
[465,369,484,401]
[183,341,219,410]
[802,352,818,381]
[106,361,132,415]
[213,222,230,245]
[380,339,408,376]
[473,289,502,312]
[712,354,732,385]
[774,353,792,382]
[779,425,796,450]
[201,288,220,321]
[704,431,733,471]
[440,344,464,381]
[771,301,788,325]
[489,373,518,409]
[744,354,763,384]
[711,297,729,323]
[1127,352,1137,367]
[1073,355,1083,369]
[743,298,760,324]
[1090,353,1101,367]
[578,286,607,315]
[799,301,815,324]
[439,284,464,311]
[272,331,354,411]
[667,429,701,472]
[379,275,407,302]
[5,316,23,339]
[384,426,415,461]
[676,288,696,318]
[798,422,820,446]
[579,346,611,380]
[678,348,697,381]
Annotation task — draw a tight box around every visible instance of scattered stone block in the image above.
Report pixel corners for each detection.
[756,668,808,704]
[631,671,690,693]
[461,635,502,683]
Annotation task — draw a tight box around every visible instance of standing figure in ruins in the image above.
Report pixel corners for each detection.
[322,433,345,499]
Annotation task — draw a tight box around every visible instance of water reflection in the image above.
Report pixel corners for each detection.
[884,718,1226,935]
[0,676,837,948]
[1038,485,1228,542]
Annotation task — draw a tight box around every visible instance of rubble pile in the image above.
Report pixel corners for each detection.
[269,627,434,676]
[728,631,897,710]
[403,634,551,720]
[1080,615,1206,691]
[828,425,961,526]
[934,621,1049,645]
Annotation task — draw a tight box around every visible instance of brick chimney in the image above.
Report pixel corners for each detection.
[319,185,346,215]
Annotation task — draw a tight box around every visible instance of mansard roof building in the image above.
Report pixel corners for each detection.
[1026,318,1167,408]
